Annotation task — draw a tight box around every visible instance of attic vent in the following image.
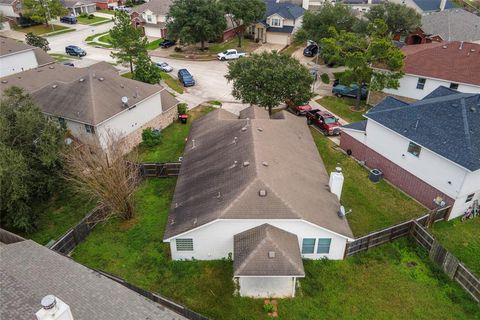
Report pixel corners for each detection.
[262,161,268,167]
[79,78,85,82]
[49,66,54,69]
[257,127,263,132]
[233,136,238,144]
[120,84,125,88]
[442,45,448,49]
[259,189,267,197]
[471,106,477,113]
[268,251,275,259]
[99,77,104,81]
[452,103,459,108]
[193,218,197,225]
[52,84,57,89]
[243,161,250,167]
[241,127,247,132]
[471,49,476,52]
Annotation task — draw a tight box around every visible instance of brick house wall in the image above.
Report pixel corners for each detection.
[339,131,455,210]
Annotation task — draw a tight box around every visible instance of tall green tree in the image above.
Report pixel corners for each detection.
[22,0,67,26]
[221,0,266,47]
[0,87,65,232]
[110,11,148,74]
[134,53,161,84]
[167,0,227,50]
[319,27,368,66]
[365,2,421,35]
[226,51,313,115]
[25,33,50,51]
[296,2,358,43]
[335,20,404,109]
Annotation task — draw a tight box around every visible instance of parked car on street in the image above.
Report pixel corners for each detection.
[332,84,368,99]
[286,100,312,116]
[114,6,131,12]
[217,49,246,61]
[305,109,342,135]
[65,45,86,57]
[156,62,173,72]
[303,44,319,57]
[60,16,77,24]
[160,40,176,48]
[178,68,195,87]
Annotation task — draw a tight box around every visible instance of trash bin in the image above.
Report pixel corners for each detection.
[179,114,188,124]
[369,169,383,183]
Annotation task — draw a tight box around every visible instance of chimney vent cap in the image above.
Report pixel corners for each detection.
[40,295,56,310]
[268,251,275,258]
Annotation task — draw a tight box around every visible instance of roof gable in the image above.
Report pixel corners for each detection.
[264,0,304,21]
[421,9,480,43]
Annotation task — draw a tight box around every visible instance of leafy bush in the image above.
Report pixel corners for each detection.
[80,12,88,18]
[88,14,94,19]
[142,128,161,147]
[263,303,274,313]
[177,103,188,115]
[320,73,330,84]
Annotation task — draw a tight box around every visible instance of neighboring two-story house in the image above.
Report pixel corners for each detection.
[164,106,354,298]
[95,0,120,10]
[0,0,22,23]
[340,87,480,220]
[131,0,171,38]
[62,0,96,16]
[0,61,178,152]
[369,41,480,105]
[0,37,54,77]
[249,0,304,46]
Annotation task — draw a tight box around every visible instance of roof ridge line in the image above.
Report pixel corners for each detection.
[460,98,473,153]
[267,230,304,274]
[235,235,268,275]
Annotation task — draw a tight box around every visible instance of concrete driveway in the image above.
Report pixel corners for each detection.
[253,43,285,53]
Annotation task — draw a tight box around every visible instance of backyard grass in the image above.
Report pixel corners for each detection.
[18,184,95,245]
[160,71,184,94]
[72,178,479,320]
[311,129,425,236]
[77,15,111,25]
[317,96,369,123]
[121,72,133,79]
[14,24,72,35]
[136,105,215,162]
[49,53,80,62]
[147,39,164,50]
[430,217,480,276]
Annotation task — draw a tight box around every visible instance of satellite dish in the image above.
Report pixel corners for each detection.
[121,96,129,105]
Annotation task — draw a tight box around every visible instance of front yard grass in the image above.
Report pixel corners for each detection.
[49,53,80,62]
[160,71,184,94]
[430,218,480,276]
[76,15,111,25]
[317,96,369,123]
[14,24,71,35]
[310,129,425,236]
[72,178,479,319]
[136,105,215,163]
[147,38,164,50]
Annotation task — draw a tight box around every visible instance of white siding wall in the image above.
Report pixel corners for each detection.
[365,121,468,200]
[96,92,163,148]
[0,50,38,77]
[0,4,16,17]
[167,219,349,261]
[238,277,295,298]
[450,169,480,219]
[142,10,158,24]
[266,14,285,28]
[383,74,480,100]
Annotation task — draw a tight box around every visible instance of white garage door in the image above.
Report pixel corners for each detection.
[144,26,162,38]
[266,32,290,46]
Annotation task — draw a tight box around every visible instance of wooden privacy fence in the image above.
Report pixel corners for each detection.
[411,221,480,302]
[140,162,181,177]
[49,205,107,255]
[96,270,209,320]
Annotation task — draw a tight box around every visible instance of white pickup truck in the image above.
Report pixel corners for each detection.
[217,49,246,61]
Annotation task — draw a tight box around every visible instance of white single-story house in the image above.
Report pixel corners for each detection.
[248,0,304,46]
[0,0,21,19]
[0,62,179,152]
[131,0,171,38]
[0,36,54,77]
[62,0,96,16]
[340,86,480,220]
[163,106,354,298]
[369,41,480,105]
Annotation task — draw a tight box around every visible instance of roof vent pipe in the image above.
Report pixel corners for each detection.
[35,295,73,320]
[268,251,276,258]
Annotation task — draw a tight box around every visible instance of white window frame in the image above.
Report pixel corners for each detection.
[176,238,194,251]
[301,238,316,254]
[85,124,95,134]
[147,15,152,22]
[407,141,421,157]
[317,238,332,254]
[270,18,281,27]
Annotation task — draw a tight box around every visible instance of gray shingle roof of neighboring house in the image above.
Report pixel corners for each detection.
[234,224,305,277]
[164,107,353,240]
[0,62,171,126]
[342,120,367,132]
[267,25,294,33]
[133,0,172,16]
[264,0,304,21]
[413,0,455,12]
[421,9,480,42]
[0,240,186,320]
[62,0,96,7]
[0,36,33,57]
[365,87,480,171]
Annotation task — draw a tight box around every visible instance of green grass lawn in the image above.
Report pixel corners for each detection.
[97,9,115,15]
[72,178,479,319]
[14,24,71,35]
[147,39,164,50]
[85,31,109,42]
[208,38,257,54]
[77,15,111,25]
[49,53,81,62]
[121,72,133,79]
[18,184,95,245]
[160,71,184,94]
[136,105,215,162]
[430,218,480,276]
[281,43,302,56]
[317,96,369,123]
[311,129,425,236]
[98,33,112,44]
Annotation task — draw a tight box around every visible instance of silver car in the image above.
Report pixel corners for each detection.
[156,62,173,72]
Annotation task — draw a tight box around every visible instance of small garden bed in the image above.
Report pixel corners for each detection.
[316,96,369,123]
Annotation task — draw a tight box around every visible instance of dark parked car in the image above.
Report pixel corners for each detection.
[303,44,319,57]
[63,61,75,67]
[178,68,195,87]
[332,84,368,100]
[65,45,86,57]
[305,109,342,136]
[160,39,176,48]
[60,16,77,24]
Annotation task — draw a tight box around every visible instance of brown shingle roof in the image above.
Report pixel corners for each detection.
[32,48,55,66]
[234,224,305,276]
[0,36,34,57]
[0,62,164,125]
[401,41,480,86]
[132,0,172,16]
[164,107,353,239]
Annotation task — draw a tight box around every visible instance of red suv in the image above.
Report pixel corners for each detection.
[305,109,342,135]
